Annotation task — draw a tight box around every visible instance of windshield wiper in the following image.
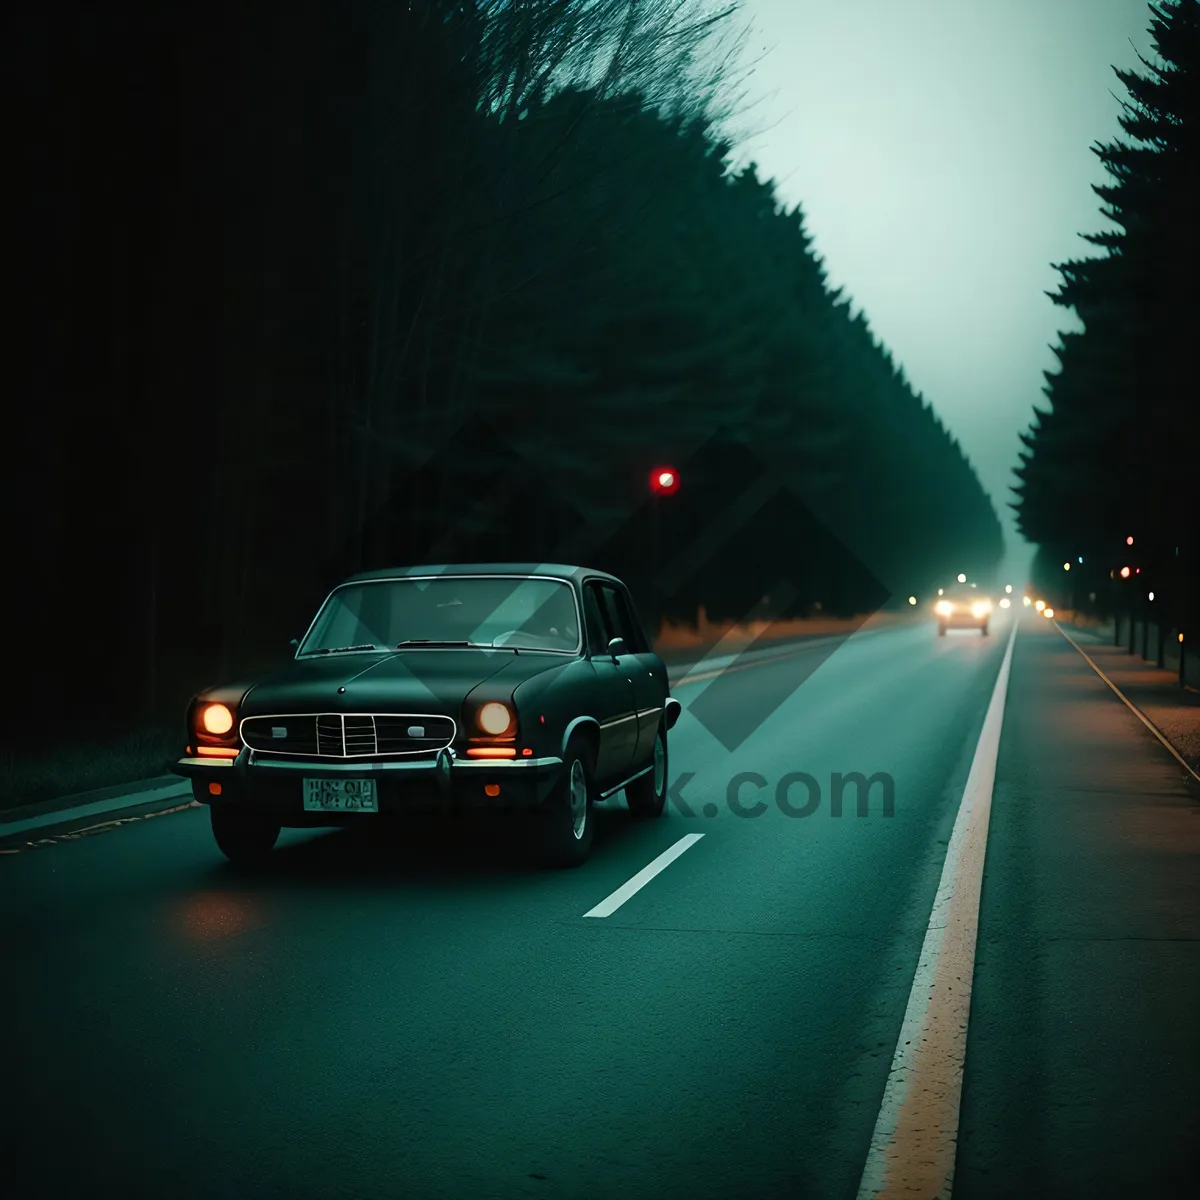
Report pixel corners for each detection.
[395,639,484,648]
[306,644,380,656]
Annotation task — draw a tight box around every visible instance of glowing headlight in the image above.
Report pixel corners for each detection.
[200,703,234,735]
[999,597,1011,609]
[477,701,514,735]
[971,601,991,618]
[1044,607,1055,618]
[1035,599,1045,612]
[935,600,954,616]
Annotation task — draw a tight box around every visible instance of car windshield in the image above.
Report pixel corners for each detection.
[298,575,582,656]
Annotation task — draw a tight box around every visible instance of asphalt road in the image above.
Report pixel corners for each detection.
[2,612,1197,1199]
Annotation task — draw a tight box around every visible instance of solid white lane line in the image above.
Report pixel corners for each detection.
[583,834,705,918]
[857,619,1018,1200]
[1055,623,1200,785]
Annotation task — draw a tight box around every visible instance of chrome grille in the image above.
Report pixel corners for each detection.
[344,715,377,756]
[316,714,344,756]
[240,713,456,759]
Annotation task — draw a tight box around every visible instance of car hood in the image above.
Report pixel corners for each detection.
[240,650,570,717]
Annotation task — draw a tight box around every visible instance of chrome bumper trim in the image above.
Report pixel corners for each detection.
[177,755,563,774]
[455,757,563,770]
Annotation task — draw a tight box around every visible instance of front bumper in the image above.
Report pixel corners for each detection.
[937,611,989,626]
[173,748,564,824]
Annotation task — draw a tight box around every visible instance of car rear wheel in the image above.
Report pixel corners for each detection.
[535,735,595,868]
[626,724,667,818]
[981,622,990,636]
[937,623,947,637]
[210,805,281,866]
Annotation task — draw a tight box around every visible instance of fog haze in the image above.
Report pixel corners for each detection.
[736,0,1157,583]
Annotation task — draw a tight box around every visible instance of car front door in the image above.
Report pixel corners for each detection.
[596,582,664,768]
[580,581,637,784]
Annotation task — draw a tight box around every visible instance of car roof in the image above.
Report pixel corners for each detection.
[342,563,622,587]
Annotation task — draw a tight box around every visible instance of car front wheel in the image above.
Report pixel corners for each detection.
[937,623,947,637]
[210,805,281,866]
[626,723,667,818]
[535,735,595,868]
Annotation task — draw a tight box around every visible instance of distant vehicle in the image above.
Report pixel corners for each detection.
[173,564,681,869]
[934,583,992,636]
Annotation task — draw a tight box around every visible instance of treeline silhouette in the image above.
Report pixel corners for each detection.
[1014,0,1198,628]
[7,0,1001,763]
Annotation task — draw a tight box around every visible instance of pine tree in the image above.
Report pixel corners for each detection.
[1014,0,1199,591]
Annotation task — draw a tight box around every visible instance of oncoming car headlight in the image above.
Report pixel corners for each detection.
[476,701,514,736]
[971,601,991,618]
[935,600,954,616]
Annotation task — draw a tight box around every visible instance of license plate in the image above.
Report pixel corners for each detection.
[302,778,378,812]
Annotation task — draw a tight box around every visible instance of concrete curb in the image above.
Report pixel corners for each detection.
[0,777,192,838]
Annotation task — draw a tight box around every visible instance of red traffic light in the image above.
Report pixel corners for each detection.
[649,466,680,495]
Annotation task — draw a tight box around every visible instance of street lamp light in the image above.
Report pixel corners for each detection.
[957,573,967,583]
[649,467,680,496]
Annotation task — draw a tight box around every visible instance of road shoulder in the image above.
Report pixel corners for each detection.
[955,617,1200,1198]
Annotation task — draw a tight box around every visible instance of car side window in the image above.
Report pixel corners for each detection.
[614,586,649,653]
[598,585,638,651]
[581,584,612,656]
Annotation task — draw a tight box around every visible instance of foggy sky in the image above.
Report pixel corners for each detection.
[734,0,1158,581]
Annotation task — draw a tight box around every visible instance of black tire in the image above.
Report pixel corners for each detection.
[937,623,947,637]
[626,723,667,819]
[981,622,990,636]
[210,805,281,866]
[535,734,595,868]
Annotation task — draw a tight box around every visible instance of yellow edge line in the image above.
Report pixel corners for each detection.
[0,800,203,856]
[856,619,1017,1198]
[1055,623,1200,786]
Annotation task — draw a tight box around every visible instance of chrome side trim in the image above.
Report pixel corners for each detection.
[598,713,638,728]
[177,757,235,769]
[599,763,653,799]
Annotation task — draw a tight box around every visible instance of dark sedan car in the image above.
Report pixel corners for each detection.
[173,564,681,868]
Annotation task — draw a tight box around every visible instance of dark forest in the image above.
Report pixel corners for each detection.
[7,1,1004,794]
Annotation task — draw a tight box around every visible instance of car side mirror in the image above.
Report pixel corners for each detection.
[607,636,627,658]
